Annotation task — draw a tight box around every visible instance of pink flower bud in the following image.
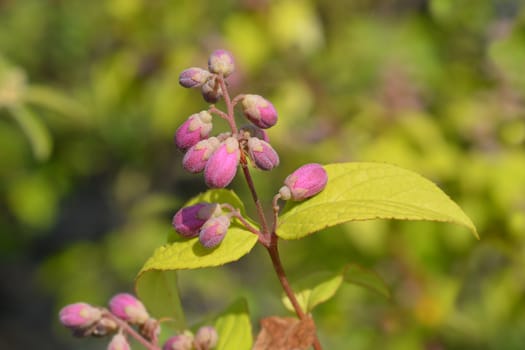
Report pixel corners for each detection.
[175,111,213,150]
[201,77,222,103]
[208,49,235,77]
[199,215,230,248]
[109,293,149,324]
[182,137,220,173]
[204,137,240,188]
[59,303,101,329]
[163,334,194,350]
[179,67,211,88]
[172,203,220,238]
[194,326,219,349]
[247,137,279,171]
[241,94,278,129]
[240,124,269,142]
[279,163,328,201]
[107,333,131,350]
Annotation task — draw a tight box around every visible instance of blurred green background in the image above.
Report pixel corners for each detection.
[1,0,524,349]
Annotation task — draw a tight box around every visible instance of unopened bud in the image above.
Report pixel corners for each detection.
[175,111,213,150]
[241,94,277,129]
[179,67,211,88]
[194,326,219,350]
[59,303,102,330]
[247,137,279,171]
[199,215,230,248]
[208,49,235,77]
[201,78,222,103]
[107,333,131,350]
[109,293,149,324]
[182,137,220,173]
[204,137,240,188]
[279,163,328,201]
[163,333,194,350]
[172,203,220,238]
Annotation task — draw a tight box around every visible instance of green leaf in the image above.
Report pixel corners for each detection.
[343,264,390,299]
[214,298,253,350]
[135,270,186,330]
[137,189,258,276]
[25,85,90,124]
[282,271,344,313]
[278,162,478,240]
[282,264,390,313]
[8,105,52,161]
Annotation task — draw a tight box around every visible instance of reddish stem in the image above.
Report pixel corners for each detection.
[103,312,160,350]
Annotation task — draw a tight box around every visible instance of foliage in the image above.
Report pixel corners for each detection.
[1,1,525,349]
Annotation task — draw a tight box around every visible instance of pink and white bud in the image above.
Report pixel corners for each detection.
[247,137,279,171]
[279,163,328,201]
[182,137,220,173]
[204,137,240,188]
[199,215,230,248]
[194,326,219,350]
[241,94,278,129]
[240,124,269,142]
[175,111,213,150]
[163,333,194,350]
[107,333,131,350]
[59,303,102,329]
[109,293,149,324]
[201,77,223,103]
[179,67,211,88]
[172,203,220,238]
[208,49,235,77]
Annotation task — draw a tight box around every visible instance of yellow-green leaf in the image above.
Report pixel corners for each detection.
[215,298,253,350]
[135,270,186,330]
[277,162,478,240]
[282,271,343,313]
[9,105,52,161]
[136,189,258,276]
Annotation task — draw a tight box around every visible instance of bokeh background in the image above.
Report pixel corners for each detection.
[1,0,525,349]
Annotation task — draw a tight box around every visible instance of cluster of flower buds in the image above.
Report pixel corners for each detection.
[175,49,280,190]
[163,326,218,350]
[59,293,157,349]
[172,202,233,248]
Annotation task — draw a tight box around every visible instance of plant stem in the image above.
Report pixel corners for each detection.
[267,241,323,350]
[103,312,160,350]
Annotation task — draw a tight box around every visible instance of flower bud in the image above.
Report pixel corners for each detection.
[199,215,230,248]
[91,317,119,337]
[208,49,235,77]
[109,293,149,324]
[179,67,211,88]
[172,202,220,238]
[182,137,220,173]
[247,137,279,171]
[59,303,102,329]
[201,77,223,103]
[175,111,213,150]
[107,333,131,350]
[279,163,328,201]
[240,124,269,142]
[204,137,240,188]
[163,333,194,350]
[241,94,277,129]
[194,326,219,350]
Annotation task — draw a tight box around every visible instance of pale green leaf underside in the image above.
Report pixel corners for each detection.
[278,162,478,240]
[135,270,186,330]
[282,264,390,313]
[215,298,253,350]
[137,189,258,275]
[282,272,343,313]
